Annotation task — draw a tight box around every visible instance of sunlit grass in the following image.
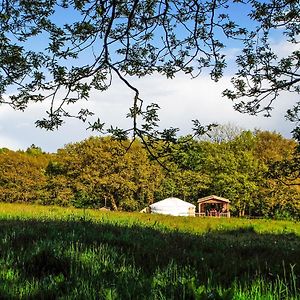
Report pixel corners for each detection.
[0,203,299,299]
[1,202,299,235]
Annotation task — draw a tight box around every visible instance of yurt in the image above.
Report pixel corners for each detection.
[149,197,196,216]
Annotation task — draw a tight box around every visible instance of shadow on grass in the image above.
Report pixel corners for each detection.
[0,218,299,299]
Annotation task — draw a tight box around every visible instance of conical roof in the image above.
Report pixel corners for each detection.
[149,197,195,216]
[150,197,195,209]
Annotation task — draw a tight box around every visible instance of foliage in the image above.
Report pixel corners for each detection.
[0,149,49,203]
[196,131,262,216]
[46,137,163,211]
[223,0,300,142]
[0,129,299,217]
[0,0,299,143]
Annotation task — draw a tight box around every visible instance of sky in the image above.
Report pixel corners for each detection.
[0,3,298,152]
[0,71,296,153]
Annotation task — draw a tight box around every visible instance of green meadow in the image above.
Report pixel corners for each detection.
[0,203,299,299]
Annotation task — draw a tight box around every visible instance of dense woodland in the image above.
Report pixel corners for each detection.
[0,126,299,219]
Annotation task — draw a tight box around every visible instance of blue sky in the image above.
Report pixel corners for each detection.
[0,1,298,152]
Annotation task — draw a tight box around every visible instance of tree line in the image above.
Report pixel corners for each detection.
[0,127,299,219]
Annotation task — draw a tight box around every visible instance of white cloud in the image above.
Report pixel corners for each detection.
[270,39,299,59]
[0,135,23,150]
[222,48,242,61]
[129,74,295,135]
[0,72,296,152]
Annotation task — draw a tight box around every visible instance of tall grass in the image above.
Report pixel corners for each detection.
[0,203,299,299]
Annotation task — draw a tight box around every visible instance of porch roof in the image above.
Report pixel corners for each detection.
[197,195,230,204]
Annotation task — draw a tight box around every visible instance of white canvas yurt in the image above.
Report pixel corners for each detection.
[149,197,196,216]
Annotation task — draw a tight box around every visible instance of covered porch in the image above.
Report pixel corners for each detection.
[197,195,230,217]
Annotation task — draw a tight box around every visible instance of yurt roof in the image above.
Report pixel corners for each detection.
[150,197,196,209]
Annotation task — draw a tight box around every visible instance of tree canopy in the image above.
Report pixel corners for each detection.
[0,130,299,218]
[0,0,299,142]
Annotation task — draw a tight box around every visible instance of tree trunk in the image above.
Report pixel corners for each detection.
[110,197,118,211]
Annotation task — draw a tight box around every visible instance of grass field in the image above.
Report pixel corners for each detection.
[0,203,299,299]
